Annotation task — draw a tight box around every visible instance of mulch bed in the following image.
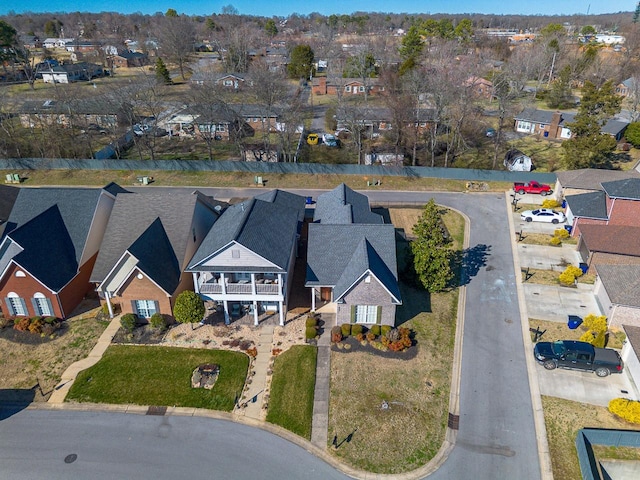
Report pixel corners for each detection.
[0,323,68,345]
[331,336,418,360]
[112,324,167,345]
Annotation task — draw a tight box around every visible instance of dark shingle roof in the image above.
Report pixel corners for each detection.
[91,192,218,284]
[306,223,399,298]
[314,184,382,224]
[9,206,79,290]
[623,324,640,359]
[6,187,103,265]
[0,184,19,224]
[565,191,608,219]
[580,224,640,257]
[187,190,304,272]
[595,264,640,307]
[601,178,640,200]
[556,169,640,191]
[514,108,628,137]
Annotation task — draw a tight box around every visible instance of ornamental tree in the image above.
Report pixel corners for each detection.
[173,290,205,330]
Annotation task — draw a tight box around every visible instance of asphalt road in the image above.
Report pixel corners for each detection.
[1,187,541,479]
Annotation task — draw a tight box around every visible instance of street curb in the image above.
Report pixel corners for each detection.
[505,193,554,480]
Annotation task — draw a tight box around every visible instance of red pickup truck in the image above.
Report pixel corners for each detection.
[513,181,553,196]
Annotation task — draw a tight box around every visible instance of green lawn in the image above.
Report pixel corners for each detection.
[66,345,249,411]
[266,345,317,439]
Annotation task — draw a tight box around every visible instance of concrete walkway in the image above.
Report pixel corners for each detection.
[48,316,122,404]
[311,314,333,448]
[241,325,274,420]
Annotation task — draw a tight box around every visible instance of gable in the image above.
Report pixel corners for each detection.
[198,242,279,270]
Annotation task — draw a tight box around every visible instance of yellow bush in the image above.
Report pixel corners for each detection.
[559,269,576,285]
[579,331,595,343]
[542,199,561,209]
[565,265,583,278]
[550,236,562,246]
[554,228,570,239]
[609,398,640,424]
[583,314,607,333]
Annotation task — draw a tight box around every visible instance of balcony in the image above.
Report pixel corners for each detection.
[199,280,280,295]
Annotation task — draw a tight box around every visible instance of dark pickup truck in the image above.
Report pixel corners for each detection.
[534,340,623,377]
[513,181,553,195]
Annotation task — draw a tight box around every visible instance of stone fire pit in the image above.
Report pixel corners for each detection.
[191,363,220,389]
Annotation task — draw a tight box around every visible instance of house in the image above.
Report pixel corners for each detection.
[42,38,73,49]
[166,105,240,140]
[621,324,640,401]
[577,225,640,272]
[230,104,280,135]
[565,177,640,236]
[16,99,122,129]
[90,191,222,319]
[187,190,306,326]
[190,72,249,89]
[0,184,125,319]
[111,51,149,68]
[514,108,629,142]
[465,76,494,99]
[65,39,102,53]
[20,35,41,49]
[616,77,637,97]
[305,184,401,326]
[0,185,20,238]
[312,77,385,96]
[335,107,435,137]
[554,169,640,199]
[41,62,104,84]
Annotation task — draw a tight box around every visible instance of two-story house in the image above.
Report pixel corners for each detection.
[187,190,306,326]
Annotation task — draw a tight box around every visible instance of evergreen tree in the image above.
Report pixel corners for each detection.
[634,2,640,23]
[561,80,621,169]
[287,44,314,79]
[264,19,278,37]
[411,199,453,293]
[173,291,205,330]
[155,57,172,85]
[399,24,423,70]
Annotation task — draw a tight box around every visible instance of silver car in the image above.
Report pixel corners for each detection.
[520,208,566,224]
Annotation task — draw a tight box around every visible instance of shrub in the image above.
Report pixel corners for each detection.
[583,313,607,333]
[150,313,167,330]
[381,325,392,336]
[341,323,351,337]
[0,316,12,328]
[559,265,584,285]
[28,317,44,334]
[609,398,640,424]
[366,331,376,342]
[331,326,343,343]
[305,316,317,328]
[14,317,31,331]
[592,329,606,348]
[120,313,137,332]
[44,316,58,324]
[351,324,363,336]
[305,326,318,339]
[41,322,56,336]
[549,236,562,246]
[542,199,561,209]
[246,347,258,358]
[355,333,365,342]
[370,325,381,336]
[554,228,570,239]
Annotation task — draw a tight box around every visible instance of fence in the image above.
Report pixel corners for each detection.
[575,428,640,480]
[0,157,557,184]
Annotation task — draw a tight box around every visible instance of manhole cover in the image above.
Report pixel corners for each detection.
[64,454,77,464]
[448,413,460,430]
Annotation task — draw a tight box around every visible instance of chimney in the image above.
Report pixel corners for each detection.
[320,76,327,94]
[549,111,562,139]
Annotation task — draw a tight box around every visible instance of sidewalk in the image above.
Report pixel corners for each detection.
[311,314,333,448]
[241,325,274,420]
[48,316,122,403]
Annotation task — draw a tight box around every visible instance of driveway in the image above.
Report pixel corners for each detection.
[523,284,602,322]
[518,243,581,271]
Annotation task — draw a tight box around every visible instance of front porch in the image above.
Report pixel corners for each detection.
[201,300,286,326]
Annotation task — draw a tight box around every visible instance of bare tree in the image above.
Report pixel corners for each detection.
[157,14,196,80]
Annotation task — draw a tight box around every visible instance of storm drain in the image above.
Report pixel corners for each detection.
[146,406,167,416]
[64,454,77,464]
[448,413,460,430]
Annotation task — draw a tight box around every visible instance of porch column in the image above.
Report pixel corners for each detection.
[311,287,316,312]
[223,300,230,325]
[250,273,257,295]
[278,301,284,326]
[105,291,114,319]
[220,273,227,295]
[192,273,200,294]
[253,301,259,326]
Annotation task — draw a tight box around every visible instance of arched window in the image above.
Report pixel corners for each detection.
[5,292,27,316]
[32,292,53,317]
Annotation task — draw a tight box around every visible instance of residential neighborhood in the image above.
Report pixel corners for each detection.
[3,4,640,480]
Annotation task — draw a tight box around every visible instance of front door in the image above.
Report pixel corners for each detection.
[320,287,331,302]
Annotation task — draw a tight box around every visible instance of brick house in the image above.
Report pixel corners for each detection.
[16,99,123,129]
[305,184,401,326]
[41,62,104,84]
[465,76,494,99]
[577,224,640,272]
[514,108,628,141]
[187,190,306,326]
[565,178,640,236]
[90,191,222,319]
[311,76,385,96]
[111,51,149,68]
[0,184,124,319]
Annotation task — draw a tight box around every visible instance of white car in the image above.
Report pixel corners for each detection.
[520,208,566,224]
[322,133,338,147]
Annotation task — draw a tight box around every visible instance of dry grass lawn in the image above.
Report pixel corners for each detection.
[542,396,640,480]
[327,207,462,473]
[0,305,108,402]
[522,268,595,286]
[529,318,626,349]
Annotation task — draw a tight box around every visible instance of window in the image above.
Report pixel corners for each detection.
[216,124,226,132]
[223,79,233,86]
[232,249,240,259]
[6,293,27,316]
[355,305,378,324]
[33,293,53,316]
[345,85,351,92]
[15,270,26,277]
[359,86,365,92]
[134,300,157,318]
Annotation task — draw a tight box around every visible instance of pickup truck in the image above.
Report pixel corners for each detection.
[533,340,623,377]
[513,181,553,195]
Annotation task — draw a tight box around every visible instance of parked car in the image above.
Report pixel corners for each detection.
[322,133,338,147]
[306,133,319,145]
[534,340,623,377]
[513,181,553,195]
[84,123,108,134]
[520,208,566,224]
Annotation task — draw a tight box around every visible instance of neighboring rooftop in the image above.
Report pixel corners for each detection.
[601,178,640,200]
[564,191,608,220]
[314,183,383,224]
[556,169,640,191]
[579,224,640,257]
[595,264,640,308]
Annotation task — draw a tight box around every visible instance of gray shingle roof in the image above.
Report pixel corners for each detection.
[187,190,304,272]
[314,184,382,224]
[595,264,640,307]
[623,324,640,359]
[601,178,640,200]
[6,187,103,266]
[305,223,399,298]
[91,191,218,285]
[565,191,607,219]
[514,108,628,137]
[556,169,640,191]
